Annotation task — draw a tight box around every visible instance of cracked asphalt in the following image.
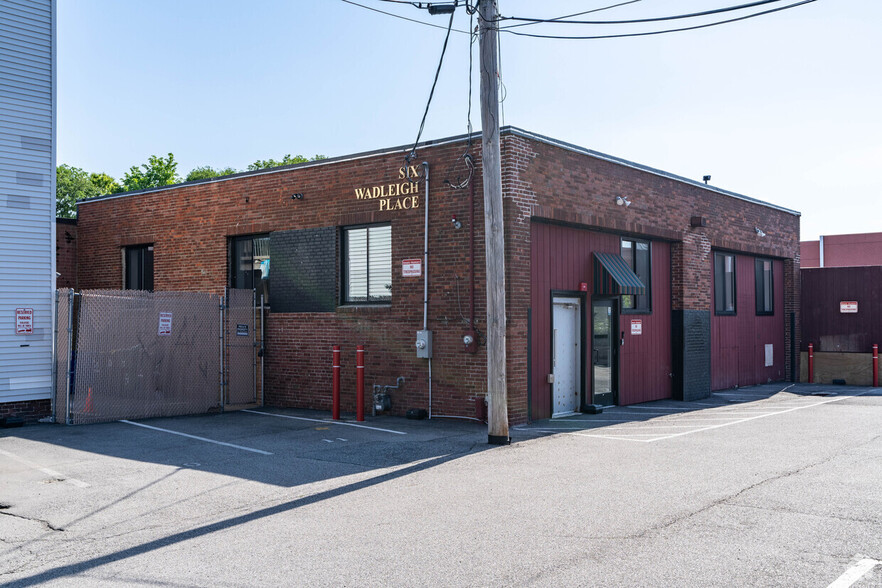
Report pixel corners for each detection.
[1,384,880,587]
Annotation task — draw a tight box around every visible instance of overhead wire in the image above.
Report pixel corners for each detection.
[404,2,458,178]
[499,0,643,30]
[494,0,790,26]
[494,0,818,40]
[340,0,470,34]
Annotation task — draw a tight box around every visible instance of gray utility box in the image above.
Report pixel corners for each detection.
[415,330,433,359]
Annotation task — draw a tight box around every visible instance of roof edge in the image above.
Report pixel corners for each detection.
[78,126,800,217]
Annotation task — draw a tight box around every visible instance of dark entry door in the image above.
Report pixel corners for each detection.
[592,299,617,406]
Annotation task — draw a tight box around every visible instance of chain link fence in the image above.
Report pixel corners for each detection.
[54,289,260,425]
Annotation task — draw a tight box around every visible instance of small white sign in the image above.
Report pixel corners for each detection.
[840,301,858,313]
[402,258,422,278]
[630,319,643,335]
[765,344,774,367]
[158,312,173,336]
[15,308,33,335]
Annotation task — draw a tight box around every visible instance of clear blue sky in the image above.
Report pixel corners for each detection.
[57,0,881,241]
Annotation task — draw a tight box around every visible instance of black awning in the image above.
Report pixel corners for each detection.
[593,252,646,296]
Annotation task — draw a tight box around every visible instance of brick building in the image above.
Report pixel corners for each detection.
[75,128,801,423]
[801,232,882,268]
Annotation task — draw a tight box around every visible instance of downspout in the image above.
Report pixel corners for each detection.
[469,176,476,334]
[423,161,432,419]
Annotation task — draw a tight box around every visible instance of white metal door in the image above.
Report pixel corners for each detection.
[552,298,581,417]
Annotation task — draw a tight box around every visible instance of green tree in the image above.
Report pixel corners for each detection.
[185,165,237,182]
[89,171,122,195]
[121,153,180,192]
[56,164,99,218]
[247,154,326,171]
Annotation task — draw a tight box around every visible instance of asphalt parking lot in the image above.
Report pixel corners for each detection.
[1,383,880,587]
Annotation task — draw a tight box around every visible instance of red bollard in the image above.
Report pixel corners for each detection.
[808,343,814,383]
[332,345,341,420]
[356,345,365,422]
[873,344,878,388]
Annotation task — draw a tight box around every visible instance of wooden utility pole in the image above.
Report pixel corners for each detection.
[479,0,509,445]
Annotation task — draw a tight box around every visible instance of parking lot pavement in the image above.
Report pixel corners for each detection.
[1,384,880,587]
[514,383,875,442]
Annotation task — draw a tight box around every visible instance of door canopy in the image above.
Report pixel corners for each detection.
[592,252,646,296]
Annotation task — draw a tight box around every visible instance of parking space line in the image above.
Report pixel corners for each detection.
[0,447,90,488]
[827,558,880,588]
[120,421,273,455]
[243,410,407,435]
[571,432,654,443]
[646,393,866,442]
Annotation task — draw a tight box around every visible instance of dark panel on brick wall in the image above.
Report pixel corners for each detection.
[801,266,882,352]
[672,309,711,401]
[270,228,337,313]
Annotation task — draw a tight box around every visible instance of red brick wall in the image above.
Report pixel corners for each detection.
[78,141,493,421]
[56,219,77,289]
[0,399,51,424]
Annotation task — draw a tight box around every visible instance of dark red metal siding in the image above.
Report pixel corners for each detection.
[711,255,786,389]
[619,240,672,405]
[530,222,672,419]
[801,266,882,352]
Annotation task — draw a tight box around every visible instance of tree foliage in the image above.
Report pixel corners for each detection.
[247,154,326,171]
[89,172,122,196]
[185,165,238,182]
[56,164,99,218]
[121,153,180,192]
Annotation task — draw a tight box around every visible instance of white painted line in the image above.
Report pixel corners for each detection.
[623,406,689,412]
[0,448,90,488]
[571,432,653,443]
[243,410,407,435]
[827,558,880,588]
[119,421,273,455]
[646,393,867,442]
[714,393,775,398]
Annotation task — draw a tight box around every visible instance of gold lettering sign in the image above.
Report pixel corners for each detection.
[354,166,421,211]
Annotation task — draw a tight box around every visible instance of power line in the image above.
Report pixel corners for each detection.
[495,0,790,26]
[496,0,818,40]
[405,6,457,166]
[500,1,643,30]
[339,0,470,34]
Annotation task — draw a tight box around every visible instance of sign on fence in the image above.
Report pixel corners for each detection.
[158,312,173,335]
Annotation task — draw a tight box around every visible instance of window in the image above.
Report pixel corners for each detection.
[230,234,270,303]
[620,238,651,312]
[714,252,736,315]
[755,258,774,315]
[343,224,392,304]
[124,244,153,291]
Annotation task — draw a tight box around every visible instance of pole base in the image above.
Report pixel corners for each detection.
[488,434,510,445]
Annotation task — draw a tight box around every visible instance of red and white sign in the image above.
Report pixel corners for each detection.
[579,282,588,292]
[15,308,33,335]
[158,312,173,336]
[630,319,643,335]
[840,301,858,314]
[402,258,422,278]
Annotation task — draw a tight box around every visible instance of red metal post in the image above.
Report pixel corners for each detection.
[808,343,814,383]
[356,345,365,422]
[332,345,341,420]
[873,344,878,388]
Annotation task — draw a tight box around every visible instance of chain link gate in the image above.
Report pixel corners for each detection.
[54,289,261,425]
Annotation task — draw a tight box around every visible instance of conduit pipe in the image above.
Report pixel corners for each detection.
[422,161,432,419]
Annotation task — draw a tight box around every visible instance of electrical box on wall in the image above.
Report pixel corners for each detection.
[415,330,433,358]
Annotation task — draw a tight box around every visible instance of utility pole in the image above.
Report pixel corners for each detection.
[479,0,509,445]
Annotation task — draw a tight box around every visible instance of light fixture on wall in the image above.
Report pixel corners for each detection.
[291,193,303,200]
[755,227,766,237]
[451,216,462,229]
[615,196,631,207]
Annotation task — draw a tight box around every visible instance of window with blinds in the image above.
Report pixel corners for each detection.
[343,224,392,304]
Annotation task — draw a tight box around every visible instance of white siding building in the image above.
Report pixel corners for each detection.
[0,0,56,419]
